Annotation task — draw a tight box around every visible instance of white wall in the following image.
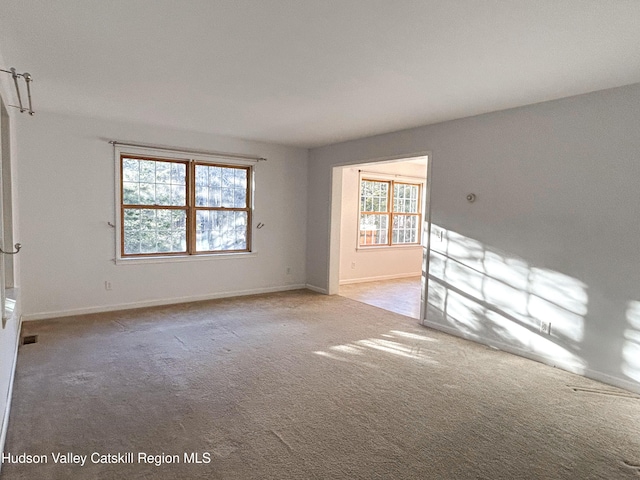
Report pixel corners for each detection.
[309,83,640,393]
[338,161,424,284]
[16,112,308,320]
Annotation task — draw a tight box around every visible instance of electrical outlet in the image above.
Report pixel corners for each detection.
[286,267,292,275]
[540,321,551,335]
[104,281,112,291]
[351,262,356,269]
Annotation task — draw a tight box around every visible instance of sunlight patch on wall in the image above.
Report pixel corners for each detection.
[427,225,588,370]
[445,288,485,334]
[627,301,640,329]
[528,269,588,316]
[4,297,15,318]
[622,301,640,382]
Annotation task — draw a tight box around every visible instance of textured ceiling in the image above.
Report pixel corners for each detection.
[1,0,639,147]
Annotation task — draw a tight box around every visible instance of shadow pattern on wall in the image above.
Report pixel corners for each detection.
[425,226,589,374]
[624,301,640,383]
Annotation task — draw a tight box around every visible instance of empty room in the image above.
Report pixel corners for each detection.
[1,1,639,479]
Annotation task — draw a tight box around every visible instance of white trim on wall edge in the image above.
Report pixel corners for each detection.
[339,272,421,285]
[421,318,640,395]
[22,284,308,321]
[0,315,22,474]
[305,284,329,294]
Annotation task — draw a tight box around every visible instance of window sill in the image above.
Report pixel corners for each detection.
[356,244,423,252]
[115,251,258,266]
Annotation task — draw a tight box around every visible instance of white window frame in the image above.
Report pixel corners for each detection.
[114,144,257,265]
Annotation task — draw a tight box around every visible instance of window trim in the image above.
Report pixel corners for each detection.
[114,144,256,264]
[357,174,423,249]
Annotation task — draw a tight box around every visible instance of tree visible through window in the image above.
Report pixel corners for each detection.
[121,155,251,256]
[359,178,421,247]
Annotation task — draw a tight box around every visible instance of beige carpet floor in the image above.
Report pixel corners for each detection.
[3,290,640,479]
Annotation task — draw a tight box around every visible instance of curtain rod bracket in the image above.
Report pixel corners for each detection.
[1,67,34,115]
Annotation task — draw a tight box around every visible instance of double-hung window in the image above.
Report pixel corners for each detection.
[359,178,421,247]
[120,154,252,258]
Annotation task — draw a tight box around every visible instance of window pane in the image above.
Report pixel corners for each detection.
[122,159,140,182]
[394,183,420,213]
[360,180,389,213]
[195,165,248,208]
[171,163,186,184]
[123,207,187,254]
[139,160,155,183]
[209,188,221,207]
[122,158,186,206]
[155,161,171,184]
[195,164,208,186]
[392,214,419,244]
[222,168,234,188]
[222,188,234,207]
[123,208,141,231]
[123,182,139,204]
[234,189,246,208]
[196,186,208,207]
[195,210,248,252]
[123,209,142,254]
[171,185,186,205]
[209,167,222,187]
[235,168,248,189]
[359,214,389,245]
[139,182,154,204]
[155,183,171,204]
[124,231,141,255]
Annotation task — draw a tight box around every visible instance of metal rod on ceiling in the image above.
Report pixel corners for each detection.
[109,140,267,162]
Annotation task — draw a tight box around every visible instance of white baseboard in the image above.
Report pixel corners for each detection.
[305,284,329,294]
[22,284,308,321]
[339,272,421,285]
[421,317,640,395]
[0,314,22,474]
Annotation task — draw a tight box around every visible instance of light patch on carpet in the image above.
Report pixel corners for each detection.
[389,330,438,342]
[355,338,437,363]
[330,344,364,355]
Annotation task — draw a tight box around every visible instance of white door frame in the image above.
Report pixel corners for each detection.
[327,152,433,322]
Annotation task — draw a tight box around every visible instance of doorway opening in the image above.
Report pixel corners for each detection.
[329,154,431,320]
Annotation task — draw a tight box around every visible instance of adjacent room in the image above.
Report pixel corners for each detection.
[336,156,428,319]
[0,1,639,479]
